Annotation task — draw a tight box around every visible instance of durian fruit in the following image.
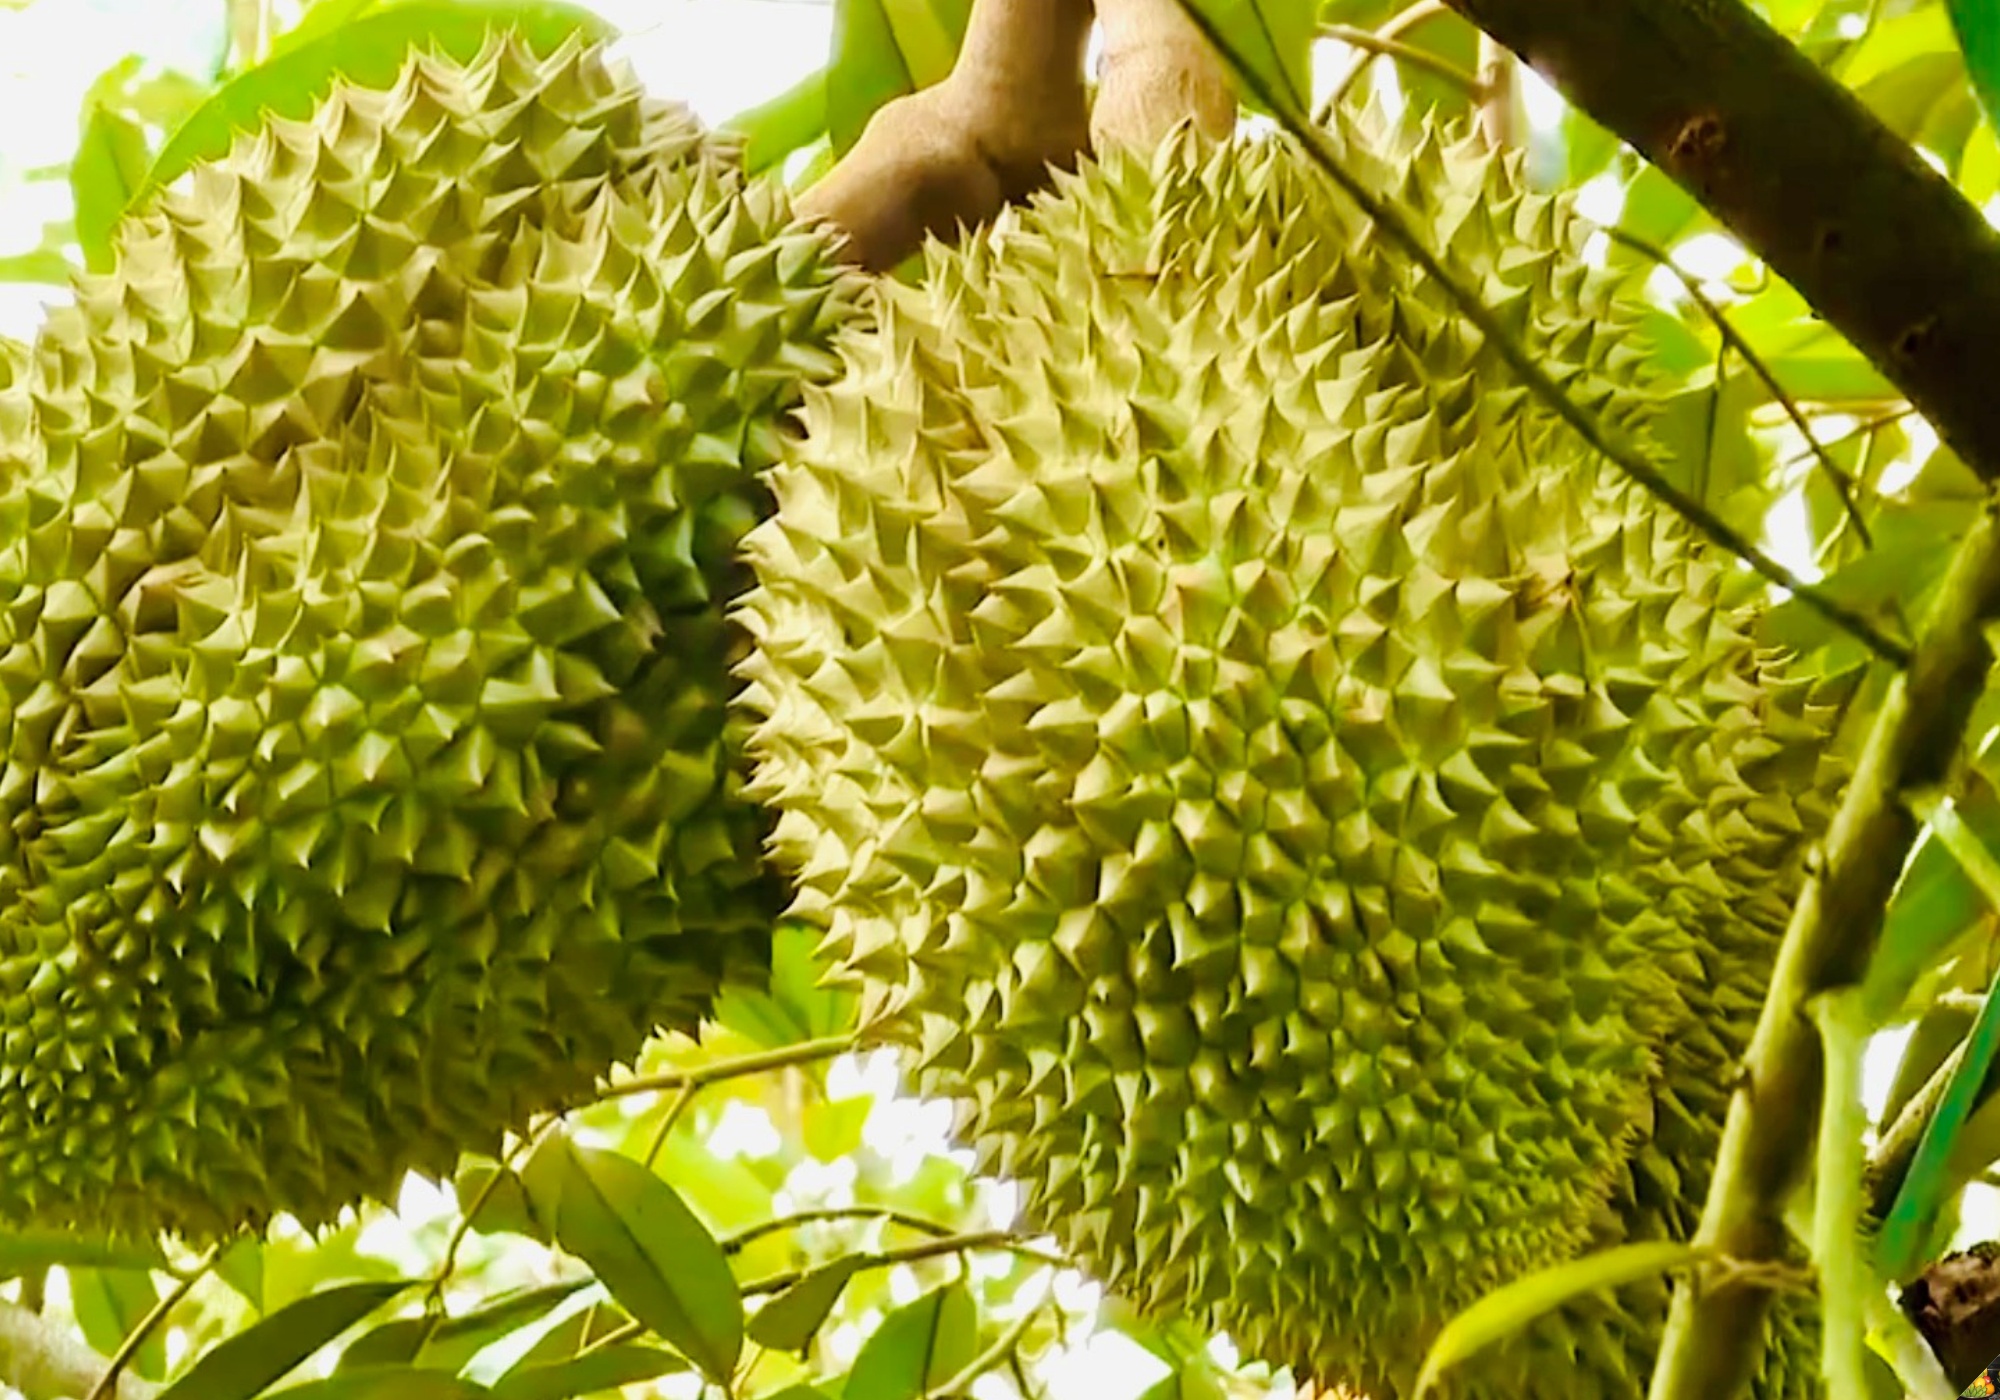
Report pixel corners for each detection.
[738,122,1844,1397]
[0,34,860,1239]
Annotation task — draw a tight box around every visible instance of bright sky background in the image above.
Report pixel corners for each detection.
[0,3,1990,1384]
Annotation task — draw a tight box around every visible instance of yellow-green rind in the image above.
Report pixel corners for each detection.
[0,34,860,1239]
[738,123,1840,1397]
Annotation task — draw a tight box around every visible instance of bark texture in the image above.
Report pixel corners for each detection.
[1090,0,1235,152]
[1445,0,2000,484]
[794,0,1093,271]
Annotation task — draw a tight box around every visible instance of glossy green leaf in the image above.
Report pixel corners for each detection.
[748,1257,865,1353]
[844,1282,978,1400]
[826,0,971,154]
[491,1344,688,1400]
[158,1281,415,1400]
[455,1158,551,1244]
[724,72,828,176]
[138,1,614,216]
[519,1136,743,1382]
[1952,0,2000,134]
[73,1268,166,1382]
[71,84,152,272]
[1178,0,1314,116]
[1412,1243,1699,1398]
[214,1237,266,1311]
[339,1282,588,1373]
[270,1369,491,1398]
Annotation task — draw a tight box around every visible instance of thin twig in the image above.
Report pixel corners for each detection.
[597,1036,861,1102]
[423,1114,561,1325]
[84,1240,224,1400]
[642,1080,700,1170]
[1600,222,1873,547]
[722,1207,961,1255]
[1319,20,1481,110]
[1180,4,1915,667]
[743,1232,1067,1299]
[1320,1,1455,116]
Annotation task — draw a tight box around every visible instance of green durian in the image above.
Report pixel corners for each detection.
[737,122,1844,1397]
[0,34,859,1239]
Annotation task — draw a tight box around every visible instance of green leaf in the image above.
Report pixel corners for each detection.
[1951,0,2000,134]
[748,1257,865,1353]
[1136,1361,1228,1400]
[138,1,615,216]
[71,70,155,272]
[455,1158,551,1244]
[214,1237,266,1311]
[73,1268,166,1382]
[723,72,828,177]
[0,1228,166,1279]
[270,1369,492,1398]
[339,1283,589,1373]
[519,1136,743,1383]
[1177,0,1314,117]
[491,1344,688,1400]
[158,1281,415,1400]
[825,0,971,155]
[1879,801,2000,1279]
[844,1282,978,1400]
[1412,1243,1699,1398]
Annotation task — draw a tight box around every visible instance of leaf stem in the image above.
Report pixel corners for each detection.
[84,1239,224,1400]
[597,1036,861,1102]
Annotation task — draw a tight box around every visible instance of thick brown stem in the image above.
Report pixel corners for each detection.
[794,0,1093,271]
[1090,0,1235,152]
[1444,0,2000,483]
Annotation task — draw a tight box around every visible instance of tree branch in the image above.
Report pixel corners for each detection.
[1647,495,2000,1400]
[1443,0,2000,483]
[0,1298,155,1400]
[1089,0,1235,152]
[794,0,1093,271]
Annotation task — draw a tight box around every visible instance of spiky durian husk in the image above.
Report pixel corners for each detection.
[737,123,1842,1397]
[0,34,860,1239]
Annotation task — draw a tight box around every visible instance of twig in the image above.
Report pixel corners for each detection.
[721,1207,961,1255]
[1645,495,2000,1400]
[743,1232,1067,1298]
[422,1114,562,1327]
[1177,3,1914,667]
[84,1240,224,1400]
[1601,222,1873,547]
[597,1036,860,1102]
[1319,2,1456,116]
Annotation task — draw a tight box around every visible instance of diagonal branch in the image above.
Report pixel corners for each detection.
[1443,0,2000,485]
[1647,495,2000,1400]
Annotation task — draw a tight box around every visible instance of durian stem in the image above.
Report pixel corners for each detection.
[794,0,1093,271]
[1441,0,2000,488]
[1091,0,1237,152]
[1172,5,1915,667]
[0,1300,155,1400]
[1647,496,2000,1400]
